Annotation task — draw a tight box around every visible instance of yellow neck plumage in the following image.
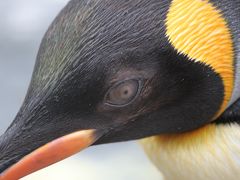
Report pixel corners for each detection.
[141,1,238,179]
[141,123,240,180]
[166,0,234,118]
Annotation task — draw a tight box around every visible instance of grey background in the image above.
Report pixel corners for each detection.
[0,1,162,179]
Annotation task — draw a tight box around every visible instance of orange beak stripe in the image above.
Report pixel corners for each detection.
[0,129,98,180]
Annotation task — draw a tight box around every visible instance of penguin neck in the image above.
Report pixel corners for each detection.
[140,123,240,180]
[216,98,240,124]
[229,73,240,107]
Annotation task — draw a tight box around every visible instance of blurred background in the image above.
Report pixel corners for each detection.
[0,1,162,179]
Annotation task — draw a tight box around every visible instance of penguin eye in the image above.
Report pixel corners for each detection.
[105,79,141,107]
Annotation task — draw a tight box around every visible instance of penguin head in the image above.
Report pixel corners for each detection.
[0,0,234,179]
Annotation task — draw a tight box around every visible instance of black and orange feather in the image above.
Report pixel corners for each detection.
[0,0,239,179]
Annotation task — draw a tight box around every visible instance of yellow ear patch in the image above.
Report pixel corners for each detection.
[166,0,234,119]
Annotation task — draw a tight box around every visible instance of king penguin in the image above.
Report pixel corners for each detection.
[0,0,239,179]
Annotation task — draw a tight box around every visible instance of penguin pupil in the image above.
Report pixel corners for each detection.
[106,79,139,106]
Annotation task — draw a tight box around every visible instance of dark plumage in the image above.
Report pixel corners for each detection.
[0,0,239,179]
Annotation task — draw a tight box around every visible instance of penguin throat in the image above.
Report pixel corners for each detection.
[165,0,235,118]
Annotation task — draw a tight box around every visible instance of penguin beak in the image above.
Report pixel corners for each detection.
[0,129,102,180]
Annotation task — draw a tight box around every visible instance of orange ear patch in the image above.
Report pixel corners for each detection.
[166,0,234,119]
